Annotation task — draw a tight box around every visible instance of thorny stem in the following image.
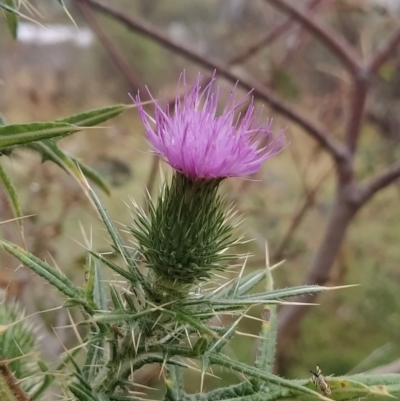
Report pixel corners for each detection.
[0,363,31,401]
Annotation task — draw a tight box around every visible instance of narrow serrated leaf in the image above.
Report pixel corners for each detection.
[94,309,153,324]
[240,285,327,301]
[255,264,277,375]
[0,122,79,149]
[84,257,96,307]
[3,0,18,38]
[0,161,22,225]
[0,240,91,311]
[89,251,136,282]
[88,187,144,288]
[59,104,127,127]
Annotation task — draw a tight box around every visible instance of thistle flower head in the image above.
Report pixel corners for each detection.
[134,72,284,180]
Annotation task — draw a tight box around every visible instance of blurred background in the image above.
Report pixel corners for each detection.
[1,0,400,395]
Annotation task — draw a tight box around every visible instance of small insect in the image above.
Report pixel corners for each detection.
[112,325,124,338]
[310,365,331,395]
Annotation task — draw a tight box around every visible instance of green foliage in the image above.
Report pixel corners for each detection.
[0,104,128,227]
[0,104,128,150]
[0,302,45,398]
[3,186,398,400]
[0,0,76,38]
[1,0,17,38]
[0,162,22,226]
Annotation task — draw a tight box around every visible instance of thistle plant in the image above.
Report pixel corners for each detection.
[131,73,283,295]
[1,73,399,401]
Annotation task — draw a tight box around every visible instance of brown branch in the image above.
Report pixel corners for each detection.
[229,0,322,66]
[275,159,400,370]
[74,0,149,99]
[344,78,369,159]
[273,168,331,261]
[266,0,361,75]
[368,24,400,73]
[79,0,348,165]
[276,193,358,370]
[357,161,400,205]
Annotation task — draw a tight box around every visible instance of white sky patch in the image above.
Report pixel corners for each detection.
[17,23,94,47]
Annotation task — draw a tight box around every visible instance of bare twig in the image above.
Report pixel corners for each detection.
[276,195,357,368]
[80,0,348,164]
[266,0,361,75]
[368,25,400,73]
[358,161,400,205]
[229,0,322,66]
[74,0,148,98]
[273,168,331,261]
[344,78,369,159]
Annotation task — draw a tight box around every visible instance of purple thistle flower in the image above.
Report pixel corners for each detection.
[134,73,285,180]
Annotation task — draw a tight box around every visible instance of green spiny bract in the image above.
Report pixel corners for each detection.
[0,301,43,397]
[131,173,239,293]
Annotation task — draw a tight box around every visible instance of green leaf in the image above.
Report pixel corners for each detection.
[83,340,102,382]
[239,284,327,301]
[0,121,80,149]
[0,104,128,150]
[31,361,53,401]
[343,373,400,387]
[89,251,137,283]
[0,161,22,226]
[31,348,82,401]
[187,284,327,310]
[206,269,266,300]
[93,262,107,312]
[329,374,400,400]
[69,382,97,401]
[165,364,185,401]
[88,186,145,289]
[94,309,155,324]
[303,376,396,401]
[205,315,243,356]
[109,285,124,310]
[58,104,127,127]
[190,382,256,401]
[208,354,331,401]
[0,1,41,27]
[175,310,219,339]
[83,257,97,308]
[254,304,277,370]
[0,240,91,312]
[255,266,277,375]
[3,0,18,38]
